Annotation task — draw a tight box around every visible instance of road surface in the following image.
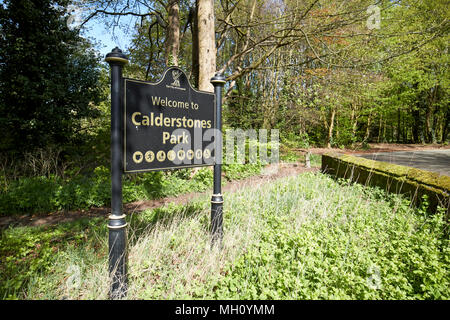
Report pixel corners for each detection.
[355,150,450,177]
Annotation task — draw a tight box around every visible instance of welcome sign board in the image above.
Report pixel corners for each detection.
[124,67,216,172]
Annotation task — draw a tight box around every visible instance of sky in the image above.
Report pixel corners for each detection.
[78,15,135,58]
[83,20,133,58]
[0,0,134,58]
[66,3,140,59]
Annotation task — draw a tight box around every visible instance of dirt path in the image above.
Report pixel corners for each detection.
[3,143,447,230]
[0,163,318,230]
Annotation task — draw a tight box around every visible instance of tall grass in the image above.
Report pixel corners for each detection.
[2,172,448,299]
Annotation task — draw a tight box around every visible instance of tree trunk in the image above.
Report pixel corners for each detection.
[412,107,420,143]
[192,3,199,88]
[351,110,358,146]
[403,113,407,143]
[326,108,336,148]
[165,0,180,66]
[377,114,382,143]
[442,108,449,142]
[197,0,216,92]
[425,104,433,143]
[364,113,372,142]
[336,116,340,141]
[350,107,356,135]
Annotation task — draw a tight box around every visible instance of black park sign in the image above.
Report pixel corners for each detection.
[106,47,226,299]
[124,67,216,172]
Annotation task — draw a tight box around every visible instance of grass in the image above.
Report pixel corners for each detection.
[0,141,307,216]
[0,136,276,216]
[0,161,265,216]
[1,172,448,299]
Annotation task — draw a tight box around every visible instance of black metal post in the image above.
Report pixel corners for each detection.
[105,47,128,299]
[210,73,226,247]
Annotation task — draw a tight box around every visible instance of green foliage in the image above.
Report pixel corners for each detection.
[223,77,262,129]
[0,167,111,215]
[223,163,262,181]
[211,176,449,300]
[0,217,105,299]
[283,132,310,149]
[0,162,263,215]
[279,150,301,163]
[221,136,267,181]
[0,0,105,154]
[1,173,448,299]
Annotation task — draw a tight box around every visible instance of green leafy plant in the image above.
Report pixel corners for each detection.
[2,172,448,300]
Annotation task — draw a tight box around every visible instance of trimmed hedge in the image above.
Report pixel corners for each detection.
[321,153,450,216]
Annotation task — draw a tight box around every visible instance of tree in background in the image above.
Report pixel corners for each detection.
[376,0,449,144]
[79,0,216,91]
[124,1,195,82]
[215,0,448,146]
[197,0,215,92]
[72,0,449,147]
[0,0,104,155]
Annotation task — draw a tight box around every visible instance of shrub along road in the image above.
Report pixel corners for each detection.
[0,163,318,230]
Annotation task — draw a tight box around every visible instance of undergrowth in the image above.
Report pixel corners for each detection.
[1,173,448,299]
[0,161,264,215]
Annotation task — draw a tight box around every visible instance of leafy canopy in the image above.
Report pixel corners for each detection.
[0,0,104,154]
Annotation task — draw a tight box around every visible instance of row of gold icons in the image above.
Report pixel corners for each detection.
[132,148,211,164]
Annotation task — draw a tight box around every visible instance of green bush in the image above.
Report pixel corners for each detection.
[1,173,448,299]
[0,167,112,215]
[223,163,262,181]
[0,218,105,299]
[211,176,449,299]
[0,161,263,215]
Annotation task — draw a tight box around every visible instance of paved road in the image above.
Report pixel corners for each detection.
[355,150,450,177]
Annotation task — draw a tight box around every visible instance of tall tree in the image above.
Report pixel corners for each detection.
[80,0,203,79]
[0,0,104,153]
[166,0,181,66]
[197,0,216,92]
[373,0,449,143]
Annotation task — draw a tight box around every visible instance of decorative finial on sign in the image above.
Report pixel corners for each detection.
[105,47,129,65]
[210,72,226,85]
